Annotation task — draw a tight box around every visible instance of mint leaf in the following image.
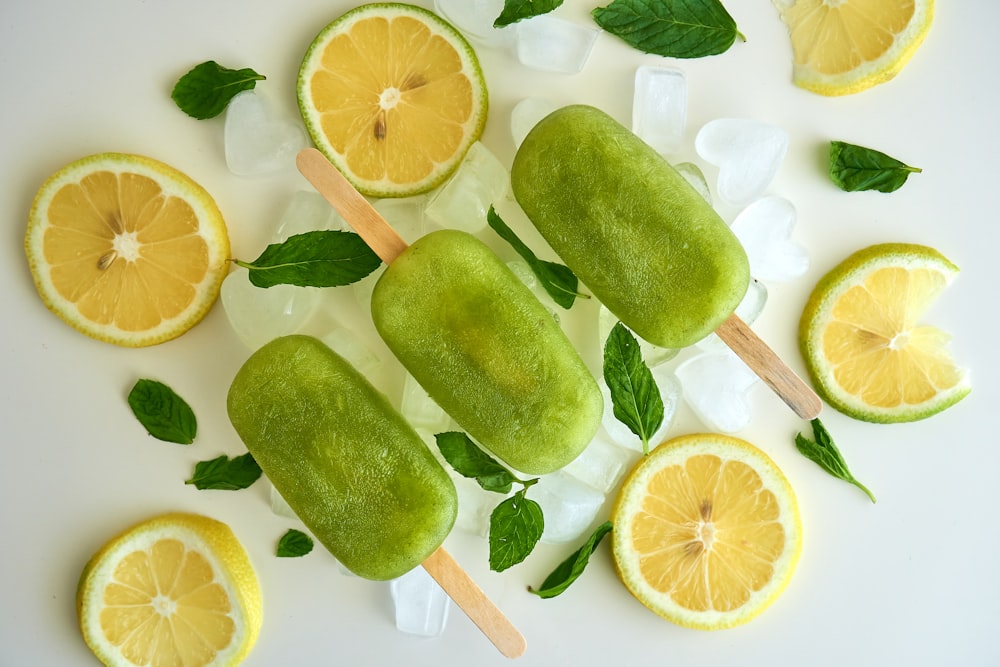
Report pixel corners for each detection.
[276,529,314,557]
[495,0,564,27]
[489,489,544,572]
[487,206,586,309]
[829,141,922,193]
[795,418,876,503]
[185,453,263,490]
[127,379,197,444]
[234,230,381,288]
[435,431,522,494]
[530,521,613,598]
[592,0,743,58]
[603,322,663,455]
[171,61,265,119]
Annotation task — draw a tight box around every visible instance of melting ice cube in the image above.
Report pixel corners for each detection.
[676,349,760,433]
[433,0,517,49]
[632,65,687,155]
[516,14,600,74]
[510,97,558,149]
[695,118,788,207]
[221,271,321,350]
[598,364,682,454]
[390,566,451,637]
[730,196,809,282]
[224,90,308,177]
[424,142,508,233]
[532,471,606,544]
[673,161,713,205]
[272,190,346,241]
[372,196,426,245]
[563,433,640,495]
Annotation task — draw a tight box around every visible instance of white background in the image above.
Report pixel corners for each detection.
[1,1,997,666]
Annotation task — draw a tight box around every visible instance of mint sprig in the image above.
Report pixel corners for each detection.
[530,521,612,598]
[593,0,744,59]
[487,206,586,309]
[127,379,197,444]
[233,230,382,288]
[495,0,564,27]
[185,453,263,491]
[795,418,876,503]
[829,141,922,193]
[603,322,664,455]
[171,61,265,120]
[276,529,314,558]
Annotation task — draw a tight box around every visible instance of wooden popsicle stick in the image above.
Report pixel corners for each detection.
[716,314,823,420]
[296,147,409,264]
[423,547,527,659]
[297,147,526,658]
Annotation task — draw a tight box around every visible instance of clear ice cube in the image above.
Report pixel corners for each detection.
[694,118,789,207]
[531,471,606,544]
[400,373,451,432]
[433,0,517,49]
[673,161,713,205]
[597,364,682,454]
[510,97,558,149]
[319,327,383,377]
[372,196,427,244]
[695,278,768,352]
[273,190,346,241]
[506,259,560,322]
[224,90,308,177]
[221,270,321,350]
[424,142,508,233]
[390,566,451,637]
[632,65,687,155]
[516,14,600,75]
[676,349,760,433]
[730,196,809,282]
[563,433,640,495]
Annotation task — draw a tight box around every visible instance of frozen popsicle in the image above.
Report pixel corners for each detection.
[227,334,526,657]
[510,105,821,419]
[296,148,604,476]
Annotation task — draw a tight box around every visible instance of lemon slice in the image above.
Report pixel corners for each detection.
[297,3,488,197]
[25,153,231,347]
[612,434,802,630]
[77,512,262,667]
[772,0,934,96]
[800,242,969,422]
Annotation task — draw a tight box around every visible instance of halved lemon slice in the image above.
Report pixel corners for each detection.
[612,434,802,630]
[25,153,231,347]
[297,3,488,197]
[800,242,969,422]
[77,512,262,667]
[773,0,934,96]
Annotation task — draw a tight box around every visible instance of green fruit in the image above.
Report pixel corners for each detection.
[511,104,750,349]
[227,335,457,580]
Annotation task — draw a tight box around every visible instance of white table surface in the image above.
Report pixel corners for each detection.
[2,1,997,666]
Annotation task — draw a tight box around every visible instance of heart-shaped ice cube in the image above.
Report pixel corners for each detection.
[224,90,308,176]
[695,118,788,206]
[731,196,809,282]
[676,349,759,433]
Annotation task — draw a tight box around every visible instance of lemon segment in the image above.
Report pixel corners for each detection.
[773,0,934,96]
[612,434,802,630]
[76,513,262,667]
[799,243,969,422]
[297,3,488,197]
[25,153,231,347]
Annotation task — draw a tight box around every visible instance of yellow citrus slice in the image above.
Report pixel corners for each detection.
[77,512,262,667]
[25,153,231,347]
[799,242,969,423]
[772,0,934,96]
[612,434,802,630]
[297,3,488,197]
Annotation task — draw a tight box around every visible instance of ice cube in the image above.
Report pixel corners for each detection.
[433,0,517,49]
[730,196,809,282]
[224,90,308,177]
[632,66,687,155]
[598,306,678,367]
[563,432,640,494]
[273,190,346,242]
[673,161,713,205]
[390,566,451,638]
[424,142,508,233]
[221,270,321,350]
[676,349,760,433]
[319,327,383,377]
[695,278,768,352]
[399,373,451,432]
[597,364,682,454]
[372,196,427,244]
[516,14,600,75]
[269,484,300,521]
[510,97,558,149]
[452,473,500,538]
[694,118,789,207]
[532,471,606,544]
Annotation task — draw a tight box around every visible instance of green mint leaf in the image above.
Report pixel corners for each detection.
[795,418,876,503]
[185,453,263,491]
[592,0,743,59]
[489,489,544,572]
[233,230,382,288]
[530,521,613,598]
[127,379,197,444]
[495,0,564,27]
[603,322,664,455]
[487,206,586,309]
[171,60,265,120]
[435,431,519,493]
[829,141,922,193]
[276,529,314,557]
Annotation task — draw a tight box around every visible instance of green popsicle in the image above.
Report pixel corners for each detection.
[371,229,603,475]
[511,104,750,349]
[227,334,457,581]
